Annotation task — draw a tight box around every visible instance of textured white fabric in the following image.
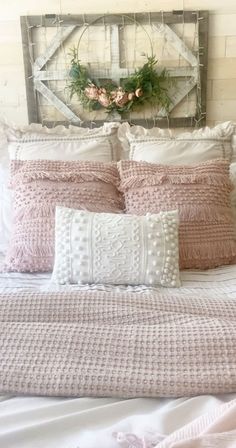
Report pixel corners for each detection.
[52,208,180,287]
[0,393,235,448]
[118,122,234,163]
[1,253,236,297]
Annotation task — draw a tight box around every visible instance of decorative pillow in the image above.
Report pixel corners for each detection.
[52,207,180,287]
[0,120,123,256]
[118,159,236,270]
[118,122,234,164]
[6,121,121,162]
[232,130,236,162]
[230,163,236,226]
[5,160,124,272]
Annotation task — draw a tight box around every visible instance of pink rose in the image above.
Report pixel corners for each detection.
[114,89,129,107]
[84,84,99,100]
[128,92,135,101]
[98,92,111,107]
[110,90,118,99]
[135,88,143,97]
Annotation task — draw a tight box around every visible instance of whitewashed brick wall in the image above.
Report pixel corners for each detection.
[0,0,236,126]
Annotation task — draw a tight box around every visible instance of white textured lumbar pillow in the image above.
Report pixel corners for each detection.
[52,207,180,287]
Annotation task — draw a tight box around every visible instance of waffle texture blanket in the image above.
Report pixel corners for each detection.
[0,289,235,397]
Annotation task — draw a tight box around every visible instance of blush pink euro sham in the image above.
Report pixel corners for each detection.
[5,160,123,272]
[118,159,236,269]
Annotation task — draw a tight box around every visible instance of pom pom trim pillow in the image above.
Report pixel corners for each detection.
[5,160,124,272]
[118,159,236,270]
[52,207,180,287]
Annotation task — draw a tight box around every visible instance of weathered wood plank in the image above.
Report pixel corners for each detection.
[34,26,76,71]
[34,80,81,124]
[21,11,199,28]
[158,77,197,117]
[43,116,196,128]
[166,67,198,77]
[197,10,209,126]
[34,69,69,81]
[20,16,39,123]
[153,23,198,68]
[108,24,135,84]
[34,66,198,81]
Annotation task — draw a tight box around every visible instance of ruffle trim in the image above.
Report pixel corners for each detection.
[0,119,119,142]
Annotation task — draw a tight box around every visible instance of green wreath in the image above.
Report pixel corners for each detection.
[68,50,172,116]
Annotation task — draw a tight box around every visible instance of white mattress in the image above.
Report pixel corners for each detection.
[0,262,236,447]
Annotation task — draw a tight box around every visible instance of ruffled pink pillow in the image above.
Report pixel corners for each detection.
[5,160,124,272]
[118,159,236,269]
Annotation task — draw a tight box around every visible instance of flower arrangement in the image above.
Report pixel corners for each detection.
[68,50,172,116]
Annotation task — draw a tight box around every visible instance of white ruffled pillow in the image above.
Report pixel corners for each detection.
[118,122,234,164]
[52,207,180,287]
[7,122,121,162]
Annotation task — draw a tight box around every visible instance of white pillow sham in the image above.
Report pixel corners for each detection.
[52,207,180,287]
[6,122,121,162]
[118,121,234,164]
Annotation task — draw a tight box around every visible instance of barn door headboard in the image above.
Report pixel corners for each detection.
[20,11,208,128]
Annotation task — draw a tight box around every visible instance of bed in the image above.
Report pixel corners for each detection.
[0,120,236,447]
[0,262,236,447]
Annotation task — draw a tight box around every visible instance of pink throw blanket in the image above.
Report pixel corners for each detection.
[0,289,236,397]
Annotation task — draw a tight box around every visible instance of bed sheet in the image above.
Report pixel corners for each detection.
[0,394,236,448]
[0,260,236,447]
[0,260,236,297]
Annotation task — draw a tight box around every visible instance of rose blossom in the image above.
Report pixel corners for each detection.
[128,92,135,101]
[84,84,99,100]
[98,91,111,107]
[135,88,143,97]
[113,89,129,107]
[110,90,118,99]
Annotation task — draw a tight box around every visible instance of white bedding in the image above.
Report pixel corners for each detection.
[0,262,236,447]
[1,261,236,297]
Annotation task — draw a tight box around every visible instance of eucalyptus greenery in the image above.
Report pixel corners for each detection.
[68,49,172,116]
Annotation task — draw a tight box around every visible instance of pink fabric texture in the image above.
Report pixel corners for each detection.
[118,159,236,269]
[5,160,123,272]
